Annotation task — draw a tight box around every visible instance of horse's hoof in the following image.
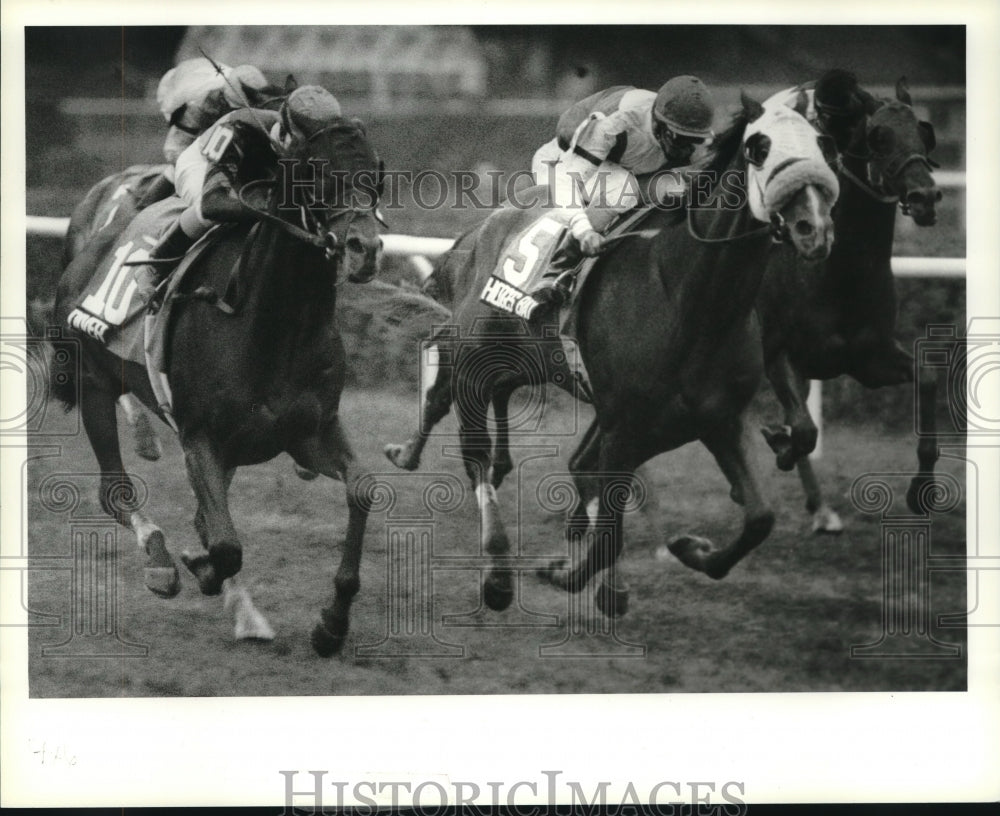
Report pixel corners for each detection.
[144,566,181,598]
[811,505,844,535]
[132,412,163,461]
[180,552,223,596]
[536,559,586,593]
[209,541,243,583]
[311,623,344,657]
[483,572,514,611]
[384,443,418,471]
[667,535,728,579]
[595,579,629,618]
[775,449,798,472]
[294,464,319,481]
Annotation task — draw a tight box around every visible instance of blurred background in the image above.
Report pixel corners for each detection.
[25,25,965,422]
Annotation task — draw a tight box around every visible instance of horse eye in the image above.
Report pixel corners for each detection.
[867,125,895,155]
[744,133,771,167]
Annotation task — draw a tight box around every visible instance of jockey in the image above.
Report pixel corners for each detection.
[138,58,273,207]
[132,85,342,305]
[529,76,715,303]
[766,68,872,154]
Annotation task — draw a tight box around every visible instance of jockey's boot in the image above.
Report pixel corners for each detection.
[529,232,598,315]
[140,220,199,314]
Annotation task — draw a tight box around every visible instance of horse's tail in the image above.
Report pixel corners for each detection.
[422,223,482,308]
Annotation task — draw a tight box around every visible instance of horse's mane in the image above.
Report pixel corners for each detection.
[702,110,749,178]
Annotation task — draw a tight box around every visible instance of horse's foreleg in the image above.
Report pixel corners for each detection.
[762,351,817,471]
[384,340,453,471]
[541,425,632,616]
[118,393,162,461]
[669,416,775,579]
[178,433,241,596]
[81,381,179,597]
[796,455,844,534]
[537,418,601,593]
[294,418,371,657]
[907,359,941,514]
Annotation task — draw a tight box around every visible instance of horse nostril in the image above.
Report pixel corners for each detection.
[794,220,814,237]
[346,237,365,255]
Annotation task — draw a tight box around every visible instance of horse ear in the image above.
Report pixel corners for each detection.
[794,88,810,117]
[857,88,879,116]
[816,133,839,167]
[917,120,937,153]
[284,74,298,93]
[741,91,765,123]
[895,76,912,106]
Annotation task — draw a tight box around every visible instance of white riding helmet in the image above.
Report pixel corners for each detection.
[156,57,231,124]
[221,64,271,107]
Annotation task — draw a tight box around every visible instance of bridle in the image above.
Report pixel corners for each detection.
[840,122,939,216]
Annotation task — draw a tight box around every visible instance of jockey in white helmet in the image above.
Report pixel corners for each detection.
[139,59,272,207]
[129,85,343,309]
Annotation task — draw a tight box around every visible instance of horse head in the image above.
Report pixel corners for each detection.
[283,116,385,283]
[860,84,942,226]
[739,94,839,261]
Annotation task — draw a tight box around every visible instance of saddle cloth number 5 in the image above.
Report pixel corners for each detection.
[502,215,566,288]
[80,239,154,326]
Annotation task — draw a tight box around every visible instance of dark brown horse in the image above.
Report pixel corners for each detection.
[387,96,840,614]
[756,78,944,531]
[50,117,384,654]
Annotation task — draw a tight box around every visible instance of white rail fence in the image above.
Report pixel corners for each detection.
[26,213,966,459]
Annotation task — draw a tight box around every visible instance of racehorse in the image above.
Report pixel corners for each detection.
[387,95,840,615]
[756,77,944,531]
[59,80,290,463]
[50,116,385,655]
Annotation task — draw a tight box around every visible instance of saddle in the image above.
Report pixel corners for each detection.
[477,207,657,403]
[67,201,253,423]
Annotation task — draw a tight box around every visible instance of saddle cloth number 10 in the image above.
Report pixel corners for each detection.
[80,238,154,325]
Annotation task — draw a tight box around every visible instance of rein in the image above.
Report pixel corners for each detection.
[686,204,777,244]
[841,147,937,213]
[237,179,370,259]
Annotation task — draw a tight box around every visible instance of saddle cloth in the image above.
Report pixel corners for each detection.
[476,206,655,402]
[66,199,232,424]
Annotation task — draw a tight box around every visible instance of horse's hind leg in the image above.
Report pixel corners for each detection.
[80,380,179,597]
[118,394,162,461]
[489,383,517,488]
[292,417,371,657]
[384,339,453,471]
[669,415,775,580]
[456,385,515,612]
[178,432,242,596]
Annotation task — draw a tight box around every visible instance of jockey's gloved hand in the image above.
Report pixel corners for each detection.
[569,211,603,257]
[577,229,603,256]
